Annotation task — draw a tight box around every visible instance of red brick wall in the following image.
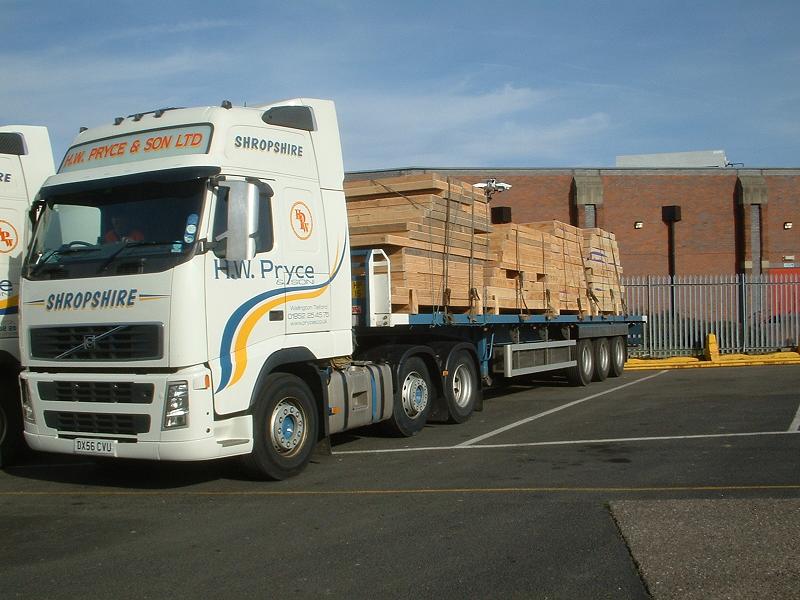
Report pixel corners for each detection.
[765,175,800,268]
[601,174,740,276]
[446,171,750,276]
[347,169,800,276]
[482,174,573,224]
[490,172,743,276]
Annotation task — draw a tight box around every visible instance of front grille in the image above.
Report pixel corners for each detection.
[44,411,150,435]
[30,324,162,361]
[38,381,154,404]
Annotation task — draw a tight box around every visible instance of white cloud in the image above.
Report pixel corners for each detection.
[337,85,611,168]
[1,47,237,157]
[96,19,241,42]
[1,48,233,93]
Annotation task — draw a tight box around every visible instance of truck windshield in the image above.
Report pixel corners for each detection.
[26,178,206,280]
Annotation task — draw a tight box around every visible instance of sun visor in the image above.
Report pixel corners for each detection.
[39,166,221,198]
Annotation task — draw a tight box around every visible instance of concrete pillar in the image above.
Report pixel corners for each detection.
[738,173,769,274]
[574,171,603,228]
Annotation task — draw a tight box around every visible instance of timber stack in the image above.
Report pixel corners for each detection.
[345,174,491,313]
[524,221,590,315]
[483,223,553,314]
[344,173,625,316]
[582,228,625,314]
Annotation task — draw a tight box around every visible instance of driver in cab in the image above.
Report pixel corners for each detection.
[105,212,144,243]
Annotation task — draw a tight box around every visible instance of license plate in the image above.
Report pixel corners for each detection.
[74,438,117,456]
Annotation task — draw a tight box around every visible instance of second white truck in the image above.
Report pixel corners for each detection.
[0,125,54,462]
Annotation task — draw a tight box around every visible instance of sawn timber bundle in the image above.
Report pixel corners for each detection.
[344,174,625,316]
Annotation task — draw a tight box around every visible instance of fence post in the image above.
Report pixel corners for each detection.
[646,275,653,356]
[739,274,747,353]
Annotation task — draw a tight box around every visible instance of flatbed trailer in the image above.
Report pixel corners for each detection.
[350,248,635,431]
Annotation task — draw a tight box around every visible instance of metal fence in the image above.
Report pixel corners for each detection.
[623,274,800,357]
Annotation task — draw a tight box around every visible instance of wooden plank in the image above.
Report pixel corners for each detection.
[344,175,486,204]
[346,193,490,216]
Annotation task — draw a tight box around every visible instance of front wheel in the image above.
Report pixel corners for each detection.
[241,373,318,480]
[566,338,594,386]
[383,356,433,437]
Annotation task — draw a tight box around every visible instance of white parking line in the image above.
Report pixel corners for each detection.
[332,430,800,455]
[457,370,669,447]
[789,402,800,432]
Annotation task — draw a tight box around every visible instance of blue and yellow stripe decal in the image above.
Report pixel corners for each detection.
[215,243,347,393]
[139,294,170,302]
[0,295,19,316]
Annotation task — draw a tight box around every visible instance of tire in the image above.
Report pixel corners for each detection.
[609,336,626,377]
[383,356,433,437]
[0,374,25,467]
[241,373,318,480]
[444,351,478,424]
[566,338,594,386]
[592,338,611,382]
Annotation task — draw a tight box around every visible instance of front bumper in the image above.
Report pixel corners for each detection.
[21,365,253,461]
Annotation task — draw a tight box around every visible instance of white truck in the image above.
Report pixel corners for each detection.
[0,126,55,463]
[19,99,633,479]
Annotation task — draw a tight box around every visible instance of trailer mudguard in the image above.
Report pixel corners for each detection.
[574,323,631,339]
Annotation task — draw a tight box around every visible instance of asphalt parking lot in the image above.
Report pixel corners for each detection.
[1,365,798,599]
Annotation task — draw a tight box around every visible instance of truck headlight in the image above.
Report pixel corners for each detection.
[20,379,35,424]
[163,381,189,429]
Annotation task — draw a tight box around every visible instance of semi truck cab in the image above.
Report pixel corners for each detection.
[20,100,355,477]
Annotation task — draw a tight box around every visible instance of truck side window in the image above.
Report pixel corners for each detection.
[212,187,229,258]
[212,186,274,258]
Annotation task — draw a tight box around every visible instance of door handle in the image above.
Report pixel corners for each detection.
[269,310,284,321]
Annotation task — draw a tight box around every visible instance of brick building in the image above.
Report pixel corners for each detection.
[346,168,800,277]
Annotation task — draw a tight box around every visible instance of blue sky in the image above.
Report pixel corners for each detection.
[3,0,798,169]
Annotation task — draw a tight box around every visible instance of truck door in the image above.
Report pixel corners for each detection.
[275,184,332,336]
[205,181,285,403]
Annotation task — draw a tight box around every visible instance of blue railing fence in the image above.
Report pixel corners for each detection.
[623,274,800,357]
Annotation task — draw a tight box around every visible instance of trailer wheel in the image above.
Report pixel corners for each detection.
[384,356,432,437]
[592,338,611,382]
[444,351,478,424]
[0,374,25,466]
[566,338,594,386]
[609,336,626,377]
[241,373,318,480]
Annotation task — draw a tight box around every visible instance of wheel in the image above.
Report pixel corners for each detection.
[0,374,25,467]
[241,373,318,480]
[592,338,610,382]
[609,336,626,377]
[383,356,433,437]
[444,351,479,424]
[566,338,594,386]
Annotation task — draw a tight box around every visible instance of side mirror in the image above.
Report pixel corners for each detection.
[29,198,45,226]
[217,180,260,261]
